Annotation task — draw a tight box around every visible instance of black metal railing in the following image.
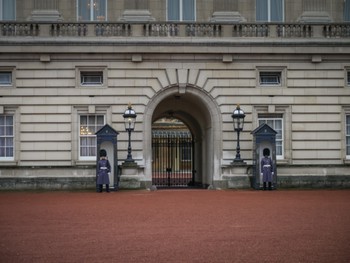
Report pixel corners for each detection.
[152,130,193,188]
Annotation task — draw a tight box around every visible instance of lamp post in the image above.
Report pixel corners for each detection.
[123,103,137,163]
[232,104,246,163]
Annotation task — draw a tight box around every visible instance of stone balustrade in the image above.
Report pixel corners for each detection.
[0,21,349,39]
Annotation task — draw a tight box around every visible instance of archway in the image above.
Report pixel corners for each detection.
[143,85,223,188]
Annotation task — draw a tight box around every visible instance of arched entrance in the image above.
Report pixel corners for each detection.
[143,85,223,189]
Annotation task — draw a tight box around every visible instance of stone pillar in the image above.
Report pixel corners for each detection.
[222,163,251,189]
[34,0,58,9]
[298,0,332,22]
[210,0,246,22]
[29,0,63,21]
[303,0,326,11]
[213,0,238,11]
[124,0,149,10]
[119,163,142,189]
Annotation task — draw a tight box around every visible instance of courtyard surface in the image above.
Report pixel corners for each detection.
[0,189,349,263]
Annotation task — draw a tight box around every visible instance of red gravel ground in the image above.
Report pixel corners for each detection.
[0,189,349,263]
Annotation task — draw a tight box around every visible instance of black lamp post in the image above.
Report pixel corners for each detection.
[232,104,246,163]
[123,103,137,163]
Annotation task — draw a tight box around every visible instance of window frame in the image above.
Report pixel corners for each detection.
[77,0,107,21]
[181,140,192,162]
[0,71,12,86]
[76,66,107,88]
[259,72,282,86]
[346,114,350,159]
[79,114,105,161]
[347,70,350,86]
[0,67,15,88]
[0,114,14,161]
[257,67,286,88]
[80,71,103,86]
[167,0,196,21]
[258,116,284,160]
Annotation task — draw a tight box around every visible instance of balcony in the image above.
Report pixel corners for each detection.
[0,21,350,39]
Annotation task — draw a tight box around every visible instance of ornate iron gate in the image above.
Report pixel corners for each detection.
[152,130,194,188]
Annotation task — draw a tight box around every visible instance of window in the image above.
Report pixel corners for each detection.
[77,0,107,21]
[79,115,105,160]
[0,0,15,20]
[181,140,192,161]
[167,0,195,21]
[76,67,107,87]
[0,115,14,160]
[345,0,350,21]
[0,72,12,86]
[256,0,284,22]
[347,115,350,157]
[81,71,103,86]
[347,71,350,86]
[258,117,284,159]
[259,72,282,86]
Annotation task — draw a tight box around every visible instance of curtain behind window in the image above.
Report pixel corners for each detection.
[271,0,283,21]
[345,0,350,21]
[2,0,15,20]
[183,0,195,21]
[168,0,180,21]
[256,0,268,21]
[256,0,283,22]
[78,0,90,21]
[78,0,106,21]
[93,0,106,21]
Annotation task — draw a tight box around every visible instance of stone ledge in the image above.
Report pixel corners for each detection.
[278,175,350,189]
[119,9,155,22]
[28,10,64,22]
[222,175,350,189]
[1,175,349,190]
[119,175,141,189]
[0,177,95,190]
[210,11,246,22]
[222,174,251,189]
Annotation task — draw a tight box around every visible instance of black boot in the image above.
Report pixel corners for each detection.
[263,182,267,190]
[268,182,272,191]
[98,184,103,193]
[106,184,110,193]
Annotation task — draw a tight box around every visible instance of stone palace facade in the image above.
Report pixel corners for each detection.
[0,0,349,190]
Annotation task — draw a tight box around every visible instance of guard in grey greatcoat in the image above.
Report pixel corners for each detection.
[97,149,111,193]
[260,148,274,190]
